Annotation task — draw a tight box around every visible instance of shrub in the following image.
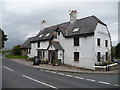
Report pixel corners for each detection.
[12,45,21,55]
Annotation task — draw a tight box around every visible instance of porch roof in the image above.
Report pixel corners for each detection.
[50,41,64,50]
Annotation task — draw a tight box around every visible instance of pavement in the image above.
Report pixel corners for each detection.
[3,57,119,88]
[10,58,119,74]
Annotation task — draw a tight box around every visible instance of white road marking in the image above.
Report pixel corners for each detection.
[49,71,56,74]
[99,81,110,85]
[57,73,64,75]
[74,76,84,79]
[22,75,57,89]
[65,74,73,77]
[3,66,13,72]
[86,79,95,82]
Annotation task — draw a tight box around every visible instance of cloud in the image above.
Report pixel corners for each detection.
[2,1,118,49]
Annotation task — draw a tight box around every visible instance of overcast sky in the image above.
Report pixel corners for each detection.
[1,0,119,49]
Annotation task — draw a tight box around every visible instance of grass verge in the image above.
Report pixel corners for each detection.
[5,54,27,59]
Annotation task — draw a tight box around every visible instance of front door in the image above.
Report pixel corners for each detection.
[38,50,42,59]
[49,50,58,64]
[51,52,55,63]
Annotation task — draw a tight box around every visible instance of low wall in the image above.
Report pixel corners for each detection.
[94,66,106,71]
[94,63,118,71]
[109,63,118,71]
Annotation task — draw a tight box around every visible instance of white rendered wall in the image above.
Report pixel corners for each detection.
[58,31,95,70]
[48,45,55,50]
[94,23,111,64]
[44,50,48,60]
[38,41,49,49]
[28,42,37,58]
[58,50,63,64]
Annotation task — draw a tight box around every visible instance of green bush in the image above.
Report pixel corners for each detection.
[12,45,21,55]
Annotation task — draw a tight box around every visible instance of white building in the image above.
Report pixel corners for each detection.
[21,10,111,70]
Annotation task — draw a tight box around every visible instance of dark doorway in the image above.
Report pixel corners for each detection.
[51,52,55,63]
[49,50,58,64]
[38,50,42,59]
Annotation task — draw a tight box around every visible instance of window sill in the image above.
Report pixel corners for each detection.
[105,47,108,48]
[97,46,101,48]
[74,60,79,62]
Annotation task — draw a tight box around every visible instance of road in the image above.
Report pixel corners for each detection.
[2,57,120,89]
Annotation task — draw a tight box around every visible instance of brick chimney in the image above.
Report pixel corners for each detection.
[40,20,46,30]
[69,10,77,23]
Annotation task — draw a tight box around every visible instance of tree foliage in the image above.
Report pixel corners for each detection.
[115,43,120,58]
[0,28,8,49]
[111,46,115,59]
[12,45,21,55]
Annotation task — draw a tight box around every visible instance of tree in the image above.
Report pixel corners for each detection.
[111,46,116,60]
[12,45,21,55]
[0,28,8,49]
[115,43,120,58]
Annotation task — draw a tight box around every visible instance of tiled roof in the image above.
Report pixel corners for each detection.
[21,37,36,49]
[32,15,107,42]
[50,41,64,50]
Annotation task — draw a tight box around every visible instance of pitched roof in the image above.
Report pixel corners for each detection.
[32,15,107,42]
[21,37,36,49]
[58,15,106,37]
[50,41,64,50]
[34,26,57,42]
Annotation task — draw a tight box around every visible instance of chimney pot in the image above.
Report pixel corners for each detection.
[40,20,46,30]
[69,10,77,23]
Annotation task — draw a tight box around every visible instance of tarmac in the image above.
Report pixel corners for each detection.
[10,58,119,74]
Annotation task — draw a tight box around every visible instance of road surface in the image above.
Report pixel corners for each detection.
[2,57,119,89]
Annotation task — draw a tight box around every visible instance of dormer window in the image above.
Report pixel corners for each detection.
[73,28,79,32]
[46,33,50,37]
[39,34,43,38]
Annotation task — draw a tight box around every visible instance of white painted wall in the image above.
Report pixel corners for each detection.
[94,23,111,64]
[38,41,49,49]
[44,50,48,60]
[58,31,95,70]
[58,50,63,63]
[48,45,55,50]
[28,42,37,58]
